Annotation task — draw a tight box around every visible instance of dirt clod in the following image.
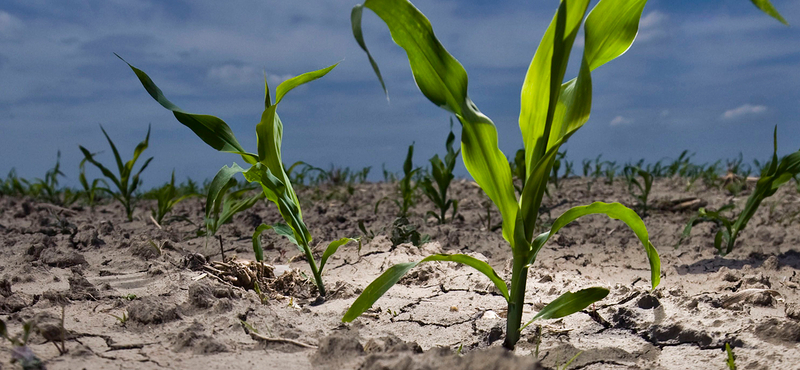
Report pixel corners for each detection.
[128,296,181,325]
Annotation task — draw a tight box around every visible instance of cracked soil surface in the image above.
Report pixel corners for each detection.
[1,177,799,369]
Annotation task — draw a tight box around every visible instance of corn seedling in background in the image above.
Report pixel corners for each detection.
[420,119,460,224]
[550,150,566,190]
[201,176,263,246]
[79,153,105,209]
[681,127,800,255]
[121,56,357,301]
[30,151,81,206]
[604,160,619,185]
[79,125,153,221]
[625,166,653,217]
[346,0,662,349]
[149,171,196,227]
[510,148,527,195]
[375,143,419,217]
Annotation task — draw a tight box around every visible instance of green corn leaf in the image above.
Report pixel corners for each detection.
[343,253,508,322]
[529,202,660,289]
[521,287,609,330]
[206,164,246,219]
[519,0,589,176]
[218,190,263,227]
[100,125,126,180]
[252,223,298,262]
[352,0,519,248]
[78,146,121,189]
[351,4,388,97]
[750,0,788,25]
[519,0,648,242]
[117,54,257,164]
[319,237,358,272]
[275,63,338,105]
[244,163,312,248]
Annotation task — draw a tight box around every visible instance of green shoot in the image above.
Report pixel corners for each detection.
[376,143,419,217]
[625,166,653,217]
[420,119,460,224]
[604,161,619,185]
[680,126,800,255]
[346,0,661,350]
[149,171,195,226]
[79,125,153,221]
[551,150,566,190]
[79,153,106,209]
[121,55,357,301]
[202,178,263,239]
[725,342,737,370]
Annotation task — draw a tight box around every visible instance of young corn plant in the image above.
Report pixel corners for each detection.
[550,150,566,190]
[346,0,661,349]
[420,119,460,224]
[681,127,800,255]
[150,171,195,227]
[79,154,105,209]
[625,166,653,217]
[376,143,419,217]
[120,56,357,301]
[79,125,153,221]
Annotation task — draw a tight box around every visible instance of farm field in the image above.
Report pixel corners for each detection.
[1,176,799,369]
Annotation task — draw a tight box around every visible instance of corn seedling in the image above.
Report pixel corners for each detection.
[604,160,619,185]
[420,119,460,224]
[79,125,153,221]
[345,0,661,349]
[681,127,800,255]
[726,342,737,370]
[510,148,527,195]
[625,166,653,217]
[375,143,419,217]
[1,319,45,369]
[109,311,129,325]
[79,153,105,209]
[121,56,357,301]
[551,150,566,189]
[202,178,263,244]
[149,171,195,226]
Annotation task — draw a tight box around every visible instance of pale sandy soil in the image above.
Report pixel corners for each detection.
[1,178,799,369]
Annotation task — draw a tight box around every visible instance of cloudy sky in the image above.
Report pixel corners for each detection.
[1,0,798,187]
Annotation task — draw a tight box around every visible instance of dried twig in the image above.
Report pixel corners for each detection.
[249,332,317,349]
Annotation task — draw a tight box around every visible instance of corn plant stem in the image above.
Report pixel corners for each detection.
[300,241,326,298]
[503,254,530,350]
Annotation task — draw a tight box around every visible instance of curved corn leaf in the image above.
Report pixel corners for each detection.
[750,0,788,25]
[727,127,800,254]
[529,202,660,289]
[351,4,387,97]
[206,164,246,219]
[343,253,508,322]
[319,237,359,272]
[244,163,312,248]
[252,223,297,262]
[275,63,338,105]
[352,0,518,248]
[117,54,257,164]
[520,287,609,330]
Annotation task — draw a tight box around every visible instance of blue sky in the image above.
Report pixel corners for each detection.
[0,0,798,187]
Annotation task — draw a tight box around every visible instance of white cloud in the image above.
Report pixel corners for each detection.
[637,11,668,42]
[207,64,258,86]
[610,115,633,126]
[0,10,23,36]
[722,104,767,119]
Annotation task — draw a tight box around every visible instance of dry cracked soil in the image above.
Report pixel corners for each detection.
[1,177,799,369]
